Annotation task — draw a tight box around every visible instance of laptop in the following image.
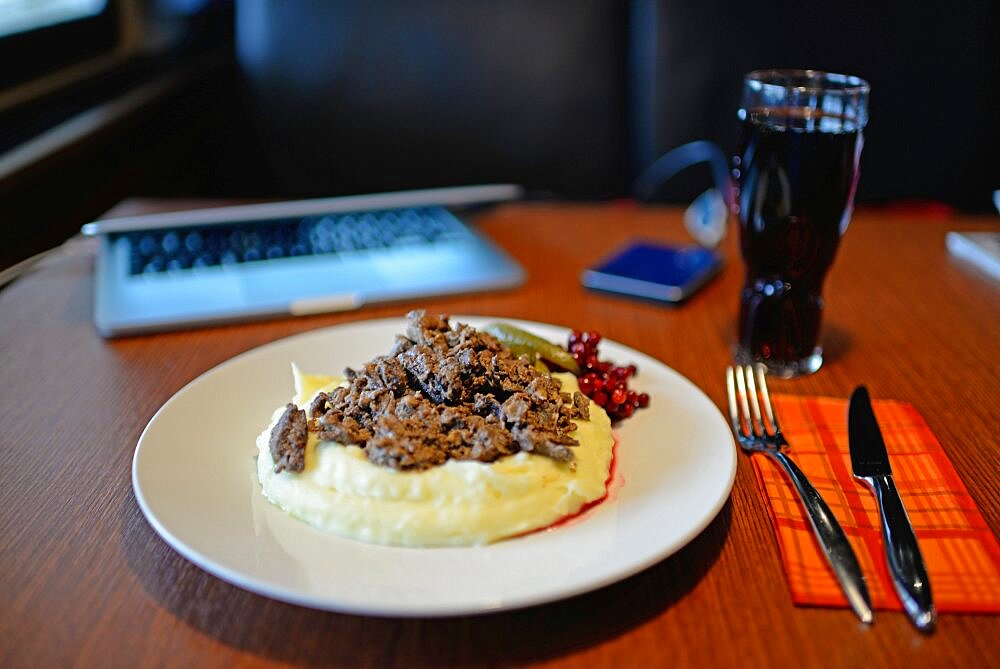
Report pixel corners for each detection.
[83,184,525,337]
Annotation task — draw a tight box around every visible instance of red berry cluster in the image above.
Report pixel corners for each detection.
[567,330,650,422]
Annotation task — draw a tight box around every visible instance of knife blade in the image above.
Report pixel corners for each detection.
[849,386,936,632]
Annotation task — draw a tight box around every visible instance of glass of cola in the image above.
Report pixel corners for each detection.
[733,69,869,377]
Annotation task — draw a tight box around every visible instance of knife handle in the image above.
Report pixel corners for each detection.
[768,449,873,623]
[862,474,937,632]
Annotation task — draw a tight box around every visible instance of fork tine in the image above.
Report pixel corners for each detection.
[732,364,754,437]
[754,363,780,436]
[725,366,744,437]
[743,364,765,438]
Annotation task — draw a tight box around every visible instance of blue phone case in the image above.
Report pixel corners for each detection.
[581,241,722,303]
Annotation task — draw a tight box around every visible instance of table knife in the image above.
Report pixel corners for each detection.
[848,386,936,632]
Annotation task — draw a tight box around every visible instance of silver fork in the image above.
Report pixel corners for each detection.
[726,364,873,623]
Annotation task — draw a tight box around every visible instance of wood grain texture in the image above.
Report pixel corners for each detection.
[1,201,997,668]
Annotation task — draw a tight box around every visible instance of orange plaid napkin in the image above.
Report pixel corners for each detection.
[751,394,1000,613]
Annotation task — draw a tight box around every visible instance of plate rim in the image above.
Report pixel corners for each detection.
[132,315,737,617]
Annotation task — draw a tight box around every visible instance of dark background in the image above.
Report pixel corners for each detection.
[2,0,998,268]
[644,0,999,208]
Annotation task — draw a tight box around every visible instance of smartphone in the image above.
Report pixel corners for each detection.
[581,241,722,303]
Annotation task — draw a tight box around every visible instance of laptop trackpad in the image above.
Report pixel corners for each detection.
[238,256,387,305]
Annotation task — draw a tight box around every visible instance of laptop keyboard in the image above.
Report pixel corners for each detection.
[115,206,468,275]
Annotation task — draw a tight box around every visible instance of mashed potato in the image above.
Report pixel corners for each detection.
[256,367,614,547]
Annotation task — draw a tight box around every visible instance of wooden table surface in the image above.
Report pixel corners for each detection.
[1,201,998,668]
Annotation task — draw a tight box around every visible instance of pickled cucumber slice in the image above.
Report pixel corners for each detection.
[482,323,580,374]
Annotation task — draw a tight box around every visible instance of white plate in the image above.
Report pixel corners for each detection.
[132,316,736,617]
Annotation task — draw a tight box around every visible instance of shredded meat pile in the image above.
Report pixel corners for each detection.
[270,310,590,473]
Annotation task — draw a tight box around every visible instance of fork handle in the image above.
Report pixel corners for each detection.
[766,449,874,624]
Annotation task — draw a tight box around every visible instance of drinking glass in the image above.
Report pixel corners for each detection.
[733,69,869,377]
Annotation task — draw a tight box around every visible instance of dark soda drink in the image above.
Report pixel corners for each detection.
[735,106,864,376]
